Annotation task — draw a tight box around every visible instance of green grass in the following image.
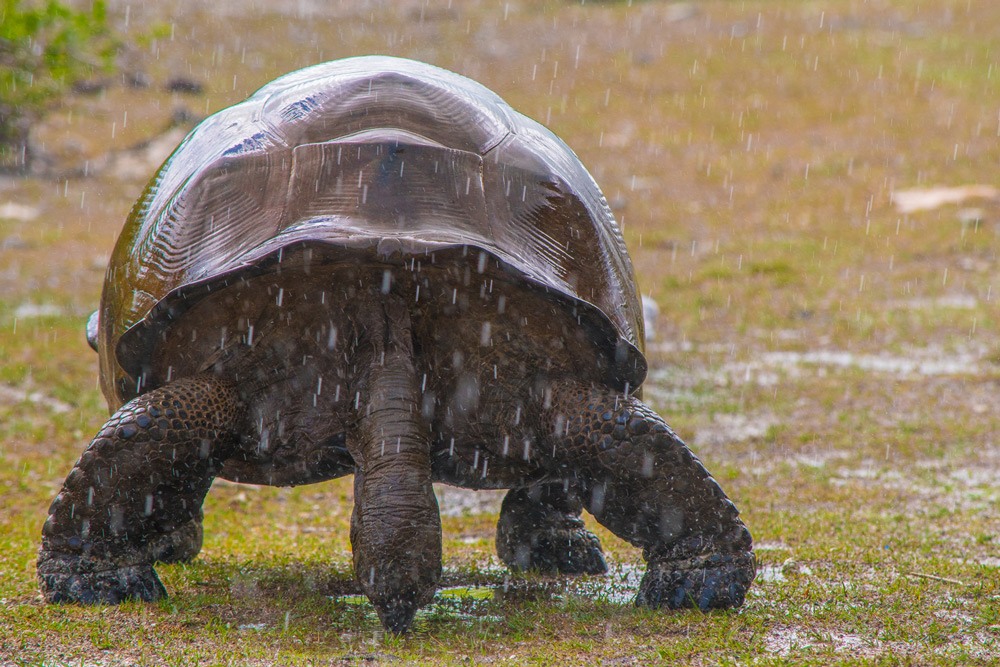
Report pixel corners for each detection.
[4,0,1000,664]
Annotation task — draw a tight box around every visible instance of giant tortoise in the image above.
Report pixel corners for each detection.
[38,56,754,633]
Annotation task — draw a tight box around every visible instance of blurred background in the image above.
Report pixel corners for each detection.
[2,0,1000,663]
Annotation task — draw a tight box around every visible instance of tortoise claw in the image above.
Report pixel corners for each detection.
[374,597,421,635]
[635,551,755,611]
[37,551,166,605]
[496,485,607,576]
[497,514,607,575]
[147,515,203,564]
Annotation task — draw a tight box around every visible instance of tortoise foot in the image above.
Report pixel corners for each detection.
[503,522,607,575]
[37,551,166,605]
[636,551,755,611]
[147,516,203,564]
[497,507,607,575]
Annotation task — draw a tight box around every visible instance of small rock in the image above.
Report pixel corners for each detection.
[72,78,111,95]
[166,77,205,95]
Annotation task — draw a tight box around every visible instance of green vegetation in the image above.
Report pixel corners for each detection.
[0,0,116,169]
[3,0,1000,664]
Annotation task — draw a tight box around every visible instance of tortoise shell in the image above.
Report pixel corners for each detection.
[97,56,646,408]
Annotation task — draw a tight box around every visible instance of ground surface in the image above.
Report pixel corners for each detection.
[2,0,1000,664]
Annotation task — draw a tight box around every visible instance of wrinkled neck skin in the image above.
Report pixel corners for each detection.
[348,290,441,633]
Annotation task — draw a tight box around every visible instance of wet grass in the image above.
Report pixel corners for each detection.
[4,0,1000,664]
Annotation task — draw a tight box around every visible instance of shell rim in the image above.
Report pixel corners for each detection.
[114,239,648,400]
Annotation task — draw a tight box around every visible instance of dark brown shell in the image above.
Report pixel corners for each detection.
[99,56,645,407]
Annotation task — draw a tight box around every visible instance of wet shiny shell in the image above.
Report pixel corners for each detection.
[99,56,646,407]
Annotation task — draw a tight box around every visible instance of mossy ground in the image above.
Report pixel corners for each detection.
[3,0,1000,664]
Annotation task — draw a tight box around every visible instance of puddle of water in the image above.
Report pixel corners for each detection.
[757,350,983,377]
[764,626,885,657]
[642,296,659,341]
[693,412,776,447]
[0,201,40,221]
[12,303,66,319]
[645,345,988,391]
[556,562,644,605]
[335,585,502,628]
[892,295,978,310]
[436,586,495,601]
[793,450,851,468]
[756,559,812,584]
[0,384,73,414]
[892,184,997,213]
[641,385,711,409]
[238,622,269,631]
[755,540,792,552]
[329,563,646,627]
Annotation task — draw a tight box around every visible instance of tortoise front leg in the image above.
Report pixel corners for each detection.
[537,382,754,611]
[38,374,244,605]
[348,296,441,634]
[496,484,606,575]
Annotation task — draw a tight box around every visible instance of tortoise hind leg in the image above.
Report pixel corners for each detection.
[37,374,245,604]
[496,484,606,575]
[535,382,755,611]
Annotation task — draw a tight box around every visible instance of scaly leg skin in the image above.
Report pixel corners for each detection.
[538,382,755,611]
[349,297,441,634]
[37,374,244,605]
[496,484,606,575]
